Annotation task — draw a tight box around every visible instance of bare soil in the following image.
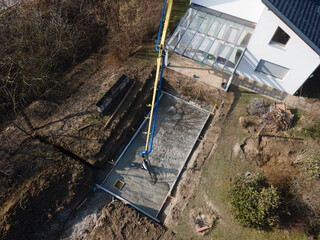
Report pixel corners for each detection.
[25,55,156,168]
[58,63,233,240]
[0,47,233,239]
[239,108,320,234]
[0,52,158,239]
[85,200,171,240]
[2,46,318,239]
[0,135,93,239]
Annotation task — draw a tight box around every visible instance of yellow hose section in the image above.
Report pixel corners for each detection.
[145,53,162,151]
[160,0,173,46]
[144,0,173,152]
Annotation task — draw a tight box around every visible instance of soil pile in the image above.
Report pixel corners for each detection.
[86,200,170,240]
[0,135,93,239]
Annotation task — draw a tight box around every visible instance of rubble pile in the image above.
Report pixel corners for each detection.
[260,103,294,131]
[247,98,269,116]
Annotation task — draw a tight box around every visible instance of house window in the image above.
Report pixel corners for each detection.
[270,27,290,46]
[255,60,289,79]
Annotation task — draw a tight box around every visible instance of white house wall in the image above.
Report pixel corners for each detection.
[189,0,264,23]
[237,7,320,95]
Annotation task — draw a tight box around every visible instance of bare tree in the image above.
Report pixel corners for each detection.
[0,0,162,118]
[0,0,108,114]
[106,0,162,59]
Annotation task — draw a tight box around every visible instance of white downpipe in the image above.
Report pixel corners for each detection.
[225,48,247,91]
[165,49,169,66]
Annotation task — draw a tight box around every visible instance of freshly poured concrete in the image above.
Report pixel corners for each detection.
[102,92,210,219]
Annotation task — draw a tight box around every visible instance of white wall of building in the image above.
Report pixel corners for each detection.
[237,7,320,95]
[190,0,264,23]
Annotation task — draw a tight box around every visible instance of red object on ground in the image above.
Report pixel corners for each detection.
[196,225,210,232]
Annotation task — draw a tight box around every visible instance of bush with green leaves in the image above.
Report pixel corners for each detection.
[230,172,281,229]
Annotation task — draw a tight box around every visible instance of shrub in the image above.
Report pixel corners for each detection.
[230,172,281,229]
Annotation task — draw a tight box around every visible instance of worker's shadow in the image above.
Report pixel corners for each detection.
[149,167,158,184]
[133,161,158,184]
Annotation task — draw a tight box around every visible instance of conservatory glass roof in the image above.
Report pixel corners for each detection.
[167,4,256,73]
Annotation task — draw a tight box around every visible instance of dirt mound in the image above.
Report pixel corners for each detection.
[163,68,228,108]
[242,138,260,161]
[0,138,93,240]
[86,200,170,240]
[241,136,303,189]
[190,205,217,235]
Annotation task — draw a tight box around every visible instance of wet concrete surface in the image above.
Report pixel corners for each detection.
[102,92,210,219]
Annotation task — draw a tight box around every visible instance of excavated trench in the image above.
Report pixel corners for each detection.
[35,134,98,169]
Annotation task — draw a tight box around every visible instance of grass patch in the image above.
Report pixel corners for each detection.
[128,0,190,67]
[130,0,190,68]
[82,113,109,126]
[295,124,320,140]
[288,109,320,141]
[129,43,158,68]
[171,87,309,240]
[289,108,306,128]
[169,0,189,34]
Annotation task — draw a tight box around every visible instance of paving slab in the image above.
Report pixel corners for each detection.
[101,92,210,220]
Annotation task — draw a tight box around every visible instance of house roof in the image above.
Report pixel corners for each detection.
[190,0,265,23]
[262,0,320,55]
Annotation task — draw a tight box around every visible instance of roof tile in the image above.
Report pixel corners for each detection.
[263,0,320,54]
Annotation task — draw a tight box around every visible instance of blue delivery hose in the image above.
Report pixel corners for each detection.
[141,0,167,157]
[156,0,167,52]
[141,52,166,157]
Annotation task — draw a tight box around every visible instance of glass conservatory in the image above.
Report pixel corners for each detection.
[167,4,256,73]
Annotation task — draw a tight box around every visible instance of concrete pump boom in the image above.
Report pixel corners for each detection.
[140,0,173,175]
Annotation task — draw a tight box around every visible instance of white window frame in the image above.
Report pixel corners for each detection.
[255,60,289,80]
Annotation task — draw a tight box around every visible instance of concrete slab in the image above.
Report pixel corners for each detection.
[101,92,210,220]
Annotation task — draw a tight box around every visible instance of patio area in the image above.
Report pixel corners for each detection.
[167,53,230,89]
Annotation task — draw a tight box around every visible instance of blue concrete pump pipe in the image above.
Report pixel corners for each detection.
[141,52,166,156]
[156,0,167,52]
